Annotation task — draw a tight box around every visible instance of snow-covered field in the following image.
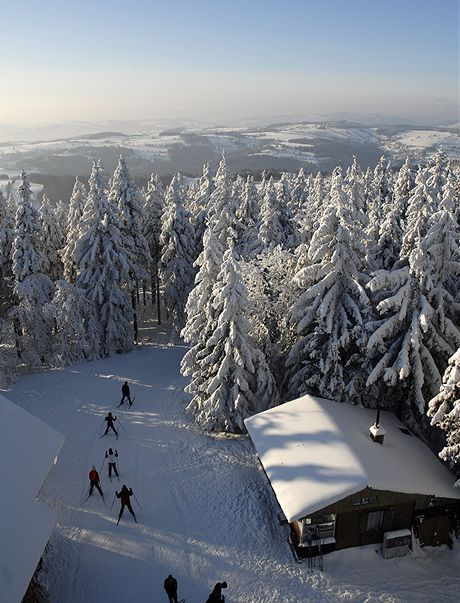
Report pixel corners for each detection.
[1,122,459,180]
[3,321,460,603]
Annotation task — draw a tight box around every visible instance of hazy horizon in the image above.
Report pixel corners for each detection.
[1,0,458,137]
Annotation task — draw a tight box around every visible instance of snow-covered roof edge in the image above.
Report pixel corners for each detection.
[0,393,64,603]
[245,395,460,523]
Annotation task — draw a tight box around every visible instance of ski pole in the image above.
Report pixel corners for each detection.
[118,420,127,433]
[83,484,91,505]
[98,419,105,435]
[109,493,117,513]
[133,492,143,510]
[100,456,106,474]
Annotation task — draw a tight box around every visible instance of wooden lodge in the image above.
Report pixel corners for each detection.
[245,395,460,561]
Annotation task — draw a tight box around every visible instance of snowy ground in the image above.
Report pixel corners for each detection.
[3,319,460,603]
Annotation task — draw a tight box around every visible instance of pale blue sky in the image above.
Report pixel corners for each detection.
[0,0,458,124]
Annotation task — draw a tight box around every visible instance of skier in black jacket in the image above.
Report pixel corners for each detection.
[206,581,227,602]
[116,484,137,524]
[163,574,178,603]
[103,412,118,439]
[120,381,132,406]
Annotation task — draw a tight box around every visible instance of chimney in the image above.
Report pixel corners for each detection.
[369,407,386,444]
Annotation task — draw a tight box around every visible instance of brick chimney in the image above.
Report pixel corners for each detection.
[369,407,385,444]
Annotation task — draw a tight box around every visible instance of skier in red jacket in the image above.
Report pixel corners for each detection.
[87,466,104,500]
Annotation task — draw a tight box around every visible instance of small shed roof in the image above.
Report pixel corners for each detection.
[245,394,460,523]
[0,393,64,603]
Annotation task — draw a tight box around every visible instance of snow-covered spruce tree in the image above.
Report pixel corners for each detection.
[366,236,460,425]
[276,177,299,250]
[426,148,449,204]
[38,194,64,281]
[191,163,214,261]
[75,161,133,356]
[393,157,415,219]
[0,189,15,315]
[109,156,151,285]
[290,168,309,216]
[143,173,165,307]
[366,157,393,264]
[286,166,371,403]
[257,177,285,250]
[45,280,100,365]
[428,348,460,477]
[159,174,195,336]
[423,172,460,309]
[243,245,297,384]
[10,171,54,366]
[400,167,434,259]
[109,156,151,339]
[62,177,87,283]
[236,175,260,258]
[181,155,242,408]
[184,245,278,432]
[296,171,323,250]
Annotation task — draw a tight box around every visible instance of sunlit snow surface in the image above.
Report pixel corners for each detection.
[3,320,460,603]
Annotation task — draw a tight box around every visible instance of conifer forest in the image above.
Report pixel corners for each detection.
[1,150,459,476]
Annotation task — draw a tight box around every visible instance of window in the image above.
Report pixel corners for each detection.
[300,515,336,545]
[366,510,384,531]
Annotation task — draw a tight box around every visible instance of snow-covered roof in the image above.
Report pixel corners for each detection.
[245,394,460,523]
[0,393,64,603]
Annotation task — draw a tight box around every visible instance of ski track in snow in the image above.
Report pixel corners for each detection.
[4,342,460,603]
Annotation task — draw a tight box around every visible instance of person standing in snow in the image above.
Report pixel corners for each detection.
[103,412,118,438]
[163,574,179,603]
[87,466,104,500]
[120,381,132,406]
[105,448,119,479]
[116,484,137,524]
[206,581,227,602]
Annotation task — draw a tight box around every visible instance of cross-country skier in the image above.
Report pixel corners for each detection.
[105,448,119,479]
[116,485,137,524]
[103,412,118,438]
[206,581,227,603]
[120,381,132,406]
[163,574,178,603]
[88,466,104,500]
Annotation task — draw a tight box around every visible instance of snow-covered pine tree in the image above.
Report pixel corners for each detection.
[75,161,133,356]
[290,168,309,216]
[109,156,151,286]
[62,177,87,283]
[143,173,165,310]
[191,163,214,261]
[275,174,299,249]
[426,148,449,204]
[393,157,414,219]
[366,232,460,423]
[0,189,15,315]
[46,280,100,365]
[159,174,195,336]
[243,245,297,383]
[185,245,278,432]
[286,166,370,403]
[38,194,64,281]
[428,348,460,477]
[257,177,285,250]
[10,171,54,366]
[181,155,242,407]
[236,175,260,258]
[400,167,433,259]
